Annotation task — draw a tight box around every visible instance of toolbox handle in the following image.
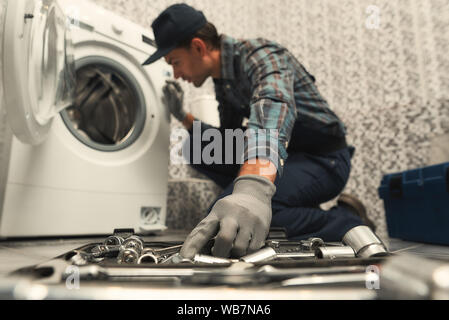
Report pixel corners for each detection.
[389,174,403,199]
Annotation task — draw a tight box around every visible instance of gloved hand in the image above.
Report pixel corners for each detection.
[162,80,187,122]
[180,175,276,259]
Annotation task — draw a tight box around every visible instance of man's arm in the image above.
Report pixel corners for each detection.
[242,41,298,178]
[179,43,298,260]
[238,159,277,183]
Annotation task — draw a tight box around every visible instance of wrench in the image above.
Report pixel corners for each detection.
[138,245,183,264]
[241,247,317,263]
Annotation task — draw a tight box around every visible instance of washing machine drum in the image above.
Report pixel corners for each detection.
[71,66,137,145]
[61,61,146,151]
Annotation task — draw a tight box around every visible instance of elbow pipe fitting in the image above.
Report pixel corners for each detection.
[343,226,389,258]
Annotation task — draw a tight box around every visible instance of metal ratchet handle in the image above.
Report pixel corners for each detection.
[138,245,184,265]
[152,244,183,255]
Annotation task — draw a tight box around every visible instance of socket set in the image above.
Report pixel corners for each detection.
[59,230,389,270]
[61,229,366,267]
[9,228,389,290]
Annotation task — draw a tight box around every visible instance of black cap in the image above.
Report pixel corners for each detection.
[142,4,207,65]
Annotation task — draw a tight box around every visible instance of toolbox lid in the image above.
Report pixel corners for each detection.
[378,162,449,200]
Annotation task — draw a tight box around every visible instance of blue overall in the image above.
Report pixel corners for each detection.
[183,122,364,242]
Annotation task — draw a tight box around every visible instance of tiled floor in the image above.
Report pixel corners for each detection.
[0,238,102,276]
[0,231,188,276]
[386,238,449,261]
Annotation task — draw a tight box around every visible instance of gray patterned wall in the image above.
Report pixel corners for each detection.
[1,0,449,239]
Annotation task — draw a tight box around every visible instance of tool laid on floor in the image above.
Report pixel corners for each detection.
[343,226,389,258]
[379,254,449,300]
[240,247,316,263]
[138,245,184,264]
[64,229,389,268]
[315,246,356,259]
[9,228,393,295]
[57,260,374,286]
[117,235,145,264]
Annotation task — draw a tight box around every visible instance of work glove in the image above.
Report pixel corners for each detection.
[162,80,187,122]
[180,175,276,259]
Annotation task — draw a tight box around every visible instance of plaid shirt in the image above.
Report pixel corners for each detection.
[212,35,347,176]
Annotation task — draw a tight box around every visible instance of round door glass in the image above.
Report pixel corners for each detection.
[60,57,146,152]
[28,0,76,125]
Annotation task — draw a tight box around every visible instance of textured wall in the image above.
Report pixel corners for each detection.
[1,0,448,236]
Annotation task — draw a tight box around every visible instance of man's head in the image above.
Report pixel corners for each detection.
[143,4,221,87]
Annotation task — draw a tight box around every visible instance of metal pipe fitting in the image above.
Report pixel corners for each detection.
[342,226,389,258]
[117,248,141,264]
[240,247,277,263]
[193,255,233,264]
[103,235,124,246]
[122,236,144,252]
[117,236,145,264]
[137,253,159,264]
[301,238,325,251]
[379,254,449,300]
[315,246,356,259]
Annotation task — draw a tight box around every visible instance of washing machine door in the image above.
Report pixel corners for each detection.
[2,0,75,145]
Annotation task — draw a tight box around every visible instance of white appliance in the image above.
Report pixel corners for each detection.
[0,0,172,237]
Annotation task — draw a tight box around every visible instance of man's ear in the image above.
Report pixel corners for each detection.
[191,38,208,57]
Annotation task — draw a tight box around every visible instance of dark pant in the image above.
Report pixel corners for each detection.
[184,125,364,242]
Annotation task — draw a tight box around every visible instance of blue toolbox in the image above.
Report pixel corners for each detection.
[378,162,449,246]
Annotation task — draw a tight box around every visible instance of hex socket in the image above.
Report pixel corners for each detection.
[315,246,356,259]
[343,226,389,258]
[240,247,277,263]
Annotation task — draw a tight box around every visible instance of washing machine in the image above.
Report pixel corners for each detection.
[0,0,172,238]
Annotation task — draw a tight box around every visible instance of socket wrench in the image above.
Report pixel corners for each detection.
[138,245,184,264]
[240,247,317,263]
[315,246,356,259]
[343,226,389,258]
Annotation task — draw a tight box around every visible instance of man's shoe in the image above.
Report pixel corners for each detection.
[337,193,377,232]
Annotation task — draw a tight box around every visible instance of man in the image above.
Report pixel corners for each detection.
[143,4,375,259]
